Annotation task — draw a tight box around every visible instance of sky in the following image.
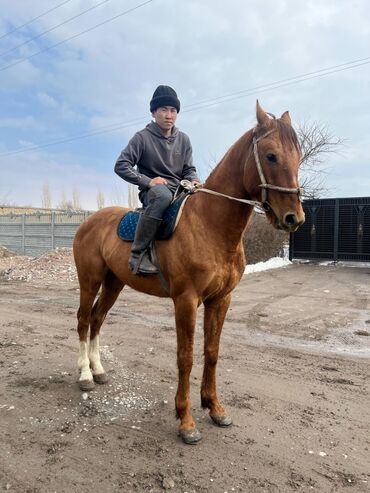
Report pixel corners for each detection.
[0,0,369,210]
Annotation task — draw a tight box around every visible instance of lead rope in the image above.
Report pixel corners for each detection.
[180,128,267,211]
[191,186,263,210]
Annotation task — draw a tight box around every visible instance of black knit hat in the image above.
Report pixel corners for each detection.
[150,85,180,113]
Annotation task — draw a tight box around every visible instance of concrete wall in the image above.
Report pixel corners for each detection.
[0,212,91,256]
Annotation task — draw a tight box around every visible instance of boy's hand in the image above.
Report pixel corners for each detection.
[149,177,168,187]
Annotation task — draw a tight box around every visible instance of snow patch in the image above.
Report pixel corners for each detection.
[319,261,370,268]
[244,257,291,274]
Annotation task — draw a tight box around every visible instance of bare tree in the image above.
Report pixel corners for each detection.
[110,185,125,206]
[96,190,105,210]
[57,190,72,210]
[72,188,81,210]
[41,183,52,209]
[128,184,139,209]
[297,121,345,199]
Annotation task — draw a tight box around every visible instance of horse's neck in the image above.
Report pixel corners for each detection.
[198,130,255,247]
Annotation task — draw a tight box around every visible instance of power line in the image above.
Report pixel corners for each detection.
[0,0,112,58]
[0,55,369,158]
[0,117,149,157]
[0,0,74,41]
[184,56,370,110]
[182,58,370,113]
[0,0,154,73]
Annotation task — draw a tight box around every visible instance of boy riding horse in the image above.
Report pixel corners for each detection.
[115,85,201,275]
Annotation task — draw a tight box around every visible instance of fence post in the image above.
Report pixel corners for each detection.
[21,214,25,255]
[333,199,339,262]
[51,212,55,250]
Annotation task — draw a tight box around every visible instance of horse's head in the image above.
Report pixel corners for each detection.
[243,101,305,232]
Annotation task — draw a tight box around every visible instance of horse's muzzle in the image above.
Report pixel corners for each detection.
[282,212,305,232]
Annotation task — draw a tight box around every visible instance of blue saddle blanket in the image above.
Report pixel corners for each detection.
[117,193,190,241]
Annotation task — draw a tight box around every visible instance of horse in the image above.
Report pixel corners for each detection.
[73,101,305,444]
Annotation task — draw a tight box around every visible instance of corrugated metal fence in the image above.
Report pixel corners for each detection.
[0,211,91,257]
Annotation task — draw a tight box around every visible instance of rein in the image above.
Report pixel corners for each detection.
[191,186,262,208]
[186,125,302,211]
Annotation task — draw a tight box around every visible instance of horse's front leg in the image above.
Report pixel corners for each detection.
[174,293,201,444]
[201,294,233,427]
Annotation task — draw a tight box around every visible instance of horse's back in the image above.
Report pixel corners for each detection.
[73,206,131,267]
[74,207,129,243]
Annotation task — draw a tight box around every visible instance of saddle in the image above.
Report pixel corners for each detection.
[117,186,191,242]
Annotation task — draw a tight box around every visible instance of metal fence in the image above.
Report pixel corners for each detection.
[0,211,91,257]
[290,197,370,262]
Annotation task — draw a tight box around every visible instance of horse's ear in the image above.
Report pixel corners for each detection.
[256,100,270,127]
[280,110,291,125]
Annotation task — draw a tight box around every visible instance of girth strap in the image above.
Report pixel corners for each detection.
[150,244,170,295]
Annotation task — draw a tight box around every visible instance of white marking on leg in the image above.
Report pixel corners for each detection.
[89,335,105,376]
[78,341,93,381]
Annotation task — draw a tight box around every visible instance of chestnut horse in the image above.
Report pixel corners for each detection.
[73,102,305,444]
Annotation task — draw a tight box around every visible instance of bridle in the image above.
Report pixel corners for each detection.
[251,127,303,211]
[190,124,303,212]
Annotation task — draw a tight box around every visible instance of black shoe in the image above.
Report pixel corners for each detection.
[129,250,158,275]
[129,214,162,275]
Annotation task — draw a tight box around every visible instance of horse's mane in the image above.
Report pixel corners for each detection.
[254,118,301,155]
[276,119,301,155]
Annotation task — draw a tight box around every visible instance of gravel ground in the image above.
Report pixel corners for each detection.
[0,247,369,493]
[0,247,77,283]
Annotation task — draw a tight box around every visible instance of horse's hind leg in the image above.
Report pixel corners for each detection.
[201,294,233,427]
[89,270,124,384]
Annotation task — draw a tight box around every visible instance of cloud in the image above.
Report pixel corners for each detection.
[0,145,124,209]
[1,0,370,207]
[0,116,35,128]
[17,139,35,147]
[37,91,58,108]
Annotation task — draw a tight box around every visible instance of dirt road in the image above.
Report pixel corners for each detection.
[0,262,369,492]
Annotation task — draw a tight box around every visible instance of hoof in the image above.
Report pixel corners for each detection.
[78,379,95,391]
[210,414,233,427]
[93,373,109,385]
[179,427,202,445]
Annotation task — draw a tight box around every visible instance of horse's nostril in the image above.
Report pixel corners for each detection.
[284,214,297,226]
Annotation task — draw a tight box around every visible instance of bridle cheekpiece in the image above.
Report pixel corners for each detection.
[251,126,303,211]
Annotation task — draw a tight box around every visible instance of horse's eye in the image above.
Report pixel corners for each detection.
[266,153,277,163]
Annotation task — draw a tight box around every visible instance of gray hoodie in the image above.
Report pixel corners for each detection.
[114,121,199,190]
